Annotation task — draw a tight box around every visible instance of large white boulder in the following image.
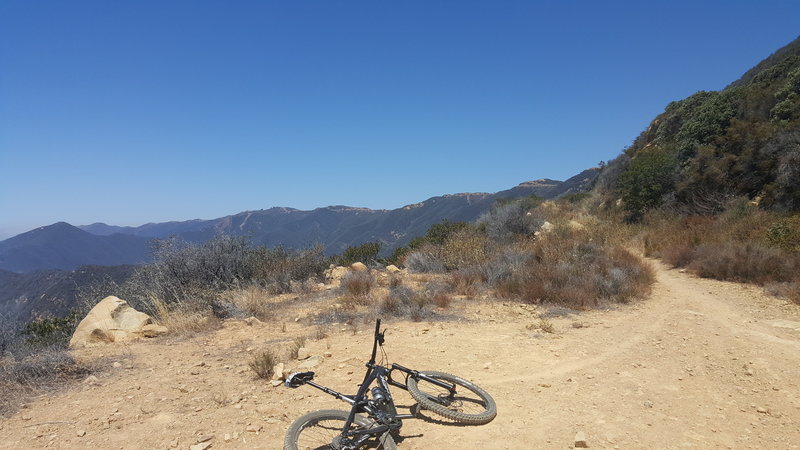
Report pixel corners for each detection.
[69,296,166,349]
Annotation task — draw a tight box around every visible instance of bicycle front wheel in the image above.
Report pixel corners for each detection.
[406,370,497,425]
[284,409,397,450]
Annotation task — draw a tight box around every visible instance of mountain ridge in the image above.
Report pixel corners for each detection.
[0,169,599,273]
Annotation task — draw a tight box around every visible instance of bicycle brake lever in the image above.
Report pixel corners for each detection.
[377,328,387,345]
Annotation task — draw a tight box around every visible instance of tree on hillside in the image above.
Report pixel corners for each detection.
[617,147,678,221]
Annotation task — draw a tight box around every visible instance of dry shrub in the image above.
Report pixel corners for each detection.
[661,245,696,268]
[225,286,274,321]
[248,349,277,379]
[378,285,436,321]
[688,243,799,284]
[405,245,446,273]
[341,271,375,297]
[790,284,800,305]
[0,350,96,416]
[441,228,490,269]
[641,214,714,258]
[764,281,800,304]
[149,298,221,335]
[640,207,800,288]
[432,292,452,309]
[495,234,654,308]
[448,268,484,295]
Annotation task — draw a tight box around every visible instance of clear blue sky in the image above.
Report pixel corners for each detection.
[1,1,798,239]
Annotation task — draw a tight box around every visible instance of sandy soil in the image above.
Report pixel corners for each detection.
[1,261,800,449]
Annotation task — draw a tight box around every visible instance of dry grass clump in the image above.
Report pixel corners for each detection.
[149,298,222,336]
[526,318,555,333]
[0,350,96,416]
[224,286,274,321]
[341,271,375,298]
[248,348,278,379]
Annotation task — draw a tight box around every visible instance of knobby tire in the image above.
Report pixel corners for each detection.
[406,370,497,425]
[283,409,397,450]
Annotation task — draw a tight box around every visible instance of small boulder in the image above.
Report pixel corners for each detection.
[325,266,350,283]
[141,324,168,337]
[69,296,160,349]
[243,316,262,326]
[271,363,285,381]
[296,347,310,360]
[350,262,368,272]
[574,431,588,448]
[298,355,323,370]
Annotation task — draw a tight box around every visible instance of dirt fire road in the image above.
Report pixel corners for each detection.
[2,261,799,449]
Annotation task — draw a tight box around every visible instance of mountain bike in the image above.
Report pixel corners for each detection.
[283,319,496,449]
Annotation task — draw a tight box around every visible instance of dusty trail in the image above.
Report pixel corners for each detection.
[1,261,799,449]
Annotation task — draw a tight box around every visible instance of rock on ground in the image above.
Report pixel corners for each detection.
[69,296,166,349]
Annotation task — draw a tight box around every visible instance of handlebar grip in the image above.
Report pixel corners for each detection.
[375,319,381,336]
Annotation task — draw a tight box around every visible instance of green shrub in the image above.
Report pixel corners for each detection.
[22,313,80,349]
[766,216,800,251]
[333,242,382,266]
[617,147,678,221]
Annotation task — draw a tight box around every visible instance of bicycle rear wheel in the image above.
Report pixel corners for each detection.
[284,409,397,450]
[406,370,497,425]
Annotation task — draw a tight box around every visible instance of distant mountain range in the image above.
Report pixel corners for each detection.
[0,169,598,274]
[0,265,135,321]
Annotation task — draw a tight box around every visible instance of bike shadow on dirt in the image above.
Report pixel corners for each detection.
[393,403,485,446]
[398,402,483,428]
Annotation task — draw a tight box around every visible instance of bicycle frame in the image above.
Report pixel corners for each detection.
[288,319,457,446]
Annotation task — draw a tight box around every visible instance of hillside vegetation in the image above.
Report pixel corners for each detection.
[598,36,800,219]
[589,36,800,301]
